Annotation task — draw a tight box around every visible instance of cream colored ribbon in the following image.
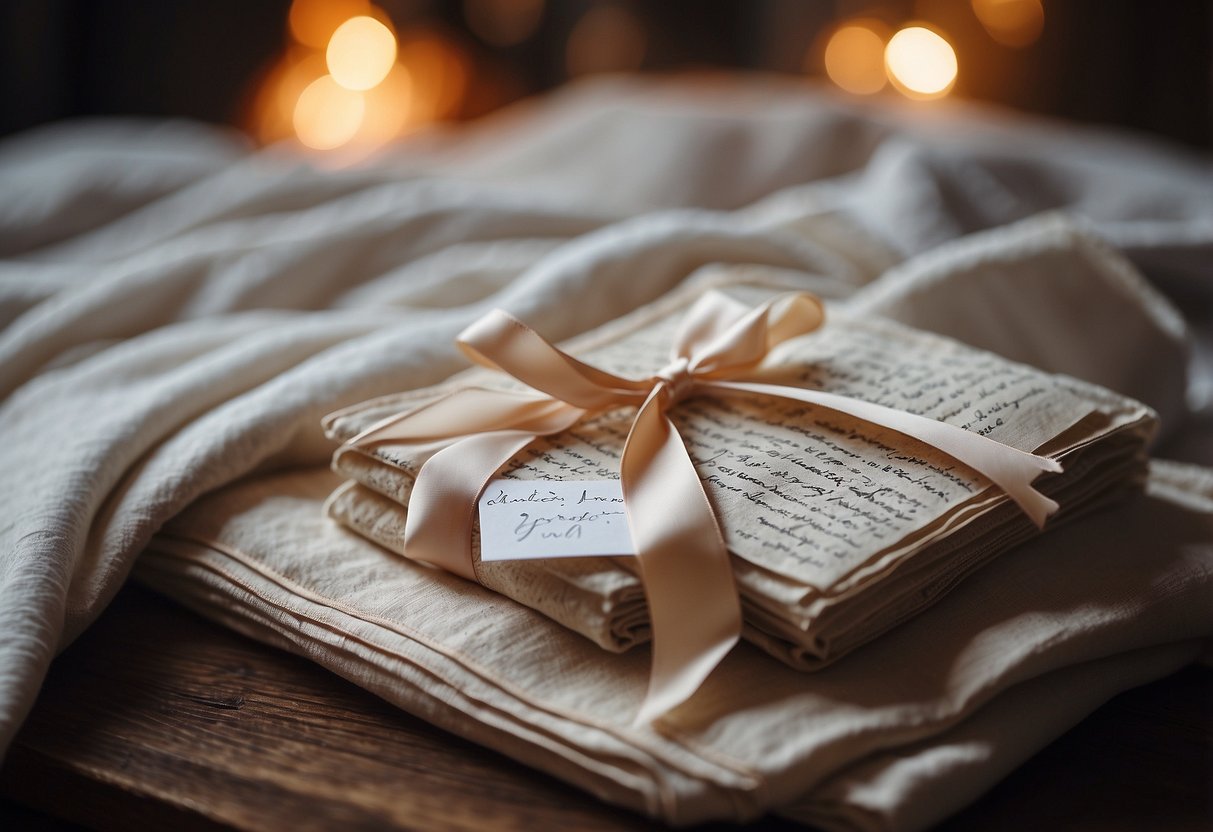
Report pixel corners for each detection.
[345,291,1063,724]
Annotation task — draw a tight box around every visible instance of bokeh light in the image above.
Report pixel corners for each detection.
[822,20,890,95]
[397,29,471,122]
[566,4,647,77]
[972,0,1044,48]
[274,51,328,126]
[463,0,545,48]
[255,6,472,154]
[885,26,958,99]
[357,64,415,145]
[289,0,371,49]
[327,16,398,91]
[293,75,366,150]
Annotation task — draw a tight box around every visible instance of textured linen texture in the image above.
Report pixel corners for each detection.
[141,460,1212,828]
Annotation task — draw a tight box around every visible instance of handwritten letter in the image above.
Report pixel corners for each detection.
[492,312,1090,587]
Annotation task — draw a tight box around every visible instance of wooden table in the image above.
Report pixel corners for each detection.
[2,584,1210,831]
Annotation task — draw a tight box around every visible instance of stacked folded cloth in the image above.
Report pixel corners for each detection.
[321,275,1156,672]
[140,461,1212,829]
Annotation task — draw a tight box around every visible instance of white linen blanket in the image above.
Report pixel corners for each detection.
[1,75,1211,821]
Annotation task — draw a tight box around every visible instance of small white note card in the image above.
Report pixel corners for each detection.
[478,480,636,562]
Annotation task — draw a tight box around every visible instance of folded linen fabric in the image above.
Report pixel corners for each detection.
[138,460,1213,828]
[323,272,1156,670]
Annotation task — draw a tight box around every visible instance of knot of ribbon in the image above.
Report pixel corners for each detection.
[654,355,695,407]
[345,291,1063,724]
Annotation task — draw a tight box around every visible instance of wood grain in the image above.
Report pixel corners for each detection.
[1,584,1209,831]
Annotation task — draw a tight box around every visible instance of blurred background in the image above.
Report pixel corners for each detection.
[1,0,1210,155]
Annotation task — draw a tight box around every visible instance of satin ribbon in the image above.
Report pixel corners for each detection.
[345,291,1063,724]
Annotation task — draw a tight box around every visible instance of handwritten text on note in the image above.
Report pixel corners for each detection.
[478,480,636,562]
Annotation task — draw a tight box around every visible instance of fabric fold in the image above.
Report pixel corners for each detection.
[139,458,1213,827]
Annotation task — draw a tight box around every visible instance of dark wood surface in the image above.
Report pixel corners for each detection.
[1,584,1210,831]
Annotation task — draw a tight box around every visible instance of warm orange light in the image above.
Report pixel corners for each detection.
[327,16,398,91]
[255,6,466,155]
[397,30,471,122]
[822,21,889,95]
[972,0,1044,48]
[289,0,371,49]
[463,0,544,48]
[293,75,365,149]
[357,63,415,145]
[566,4,646,77]
[885,26,958,100]
[273,50,327,129]
[248,48,328,144]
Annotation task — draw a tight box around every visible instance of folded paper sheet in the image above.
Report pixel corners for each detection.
[140,460,1213,829]
[324,276,1156,677]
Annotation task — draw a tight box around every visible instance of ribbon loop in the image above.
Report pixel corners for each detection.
[457,310,647,410]
[681,292,826,378]
[345,290,1063,724]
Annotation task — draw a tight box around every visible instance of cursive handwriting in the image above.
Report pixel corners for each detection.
[513,509,627,542]
[422,308,1086,584]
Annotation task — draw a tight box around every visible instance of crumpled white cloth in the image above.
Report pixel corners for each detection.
[1,75,1211,801]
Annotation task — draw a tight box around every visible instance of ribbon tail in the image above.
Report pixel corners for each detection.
[404,406,587,580]
[713,381,1064,528]
[621,391,742,725]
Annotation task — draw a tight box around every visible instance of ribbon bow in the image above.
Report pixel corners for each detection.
[347,291,1062,723]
